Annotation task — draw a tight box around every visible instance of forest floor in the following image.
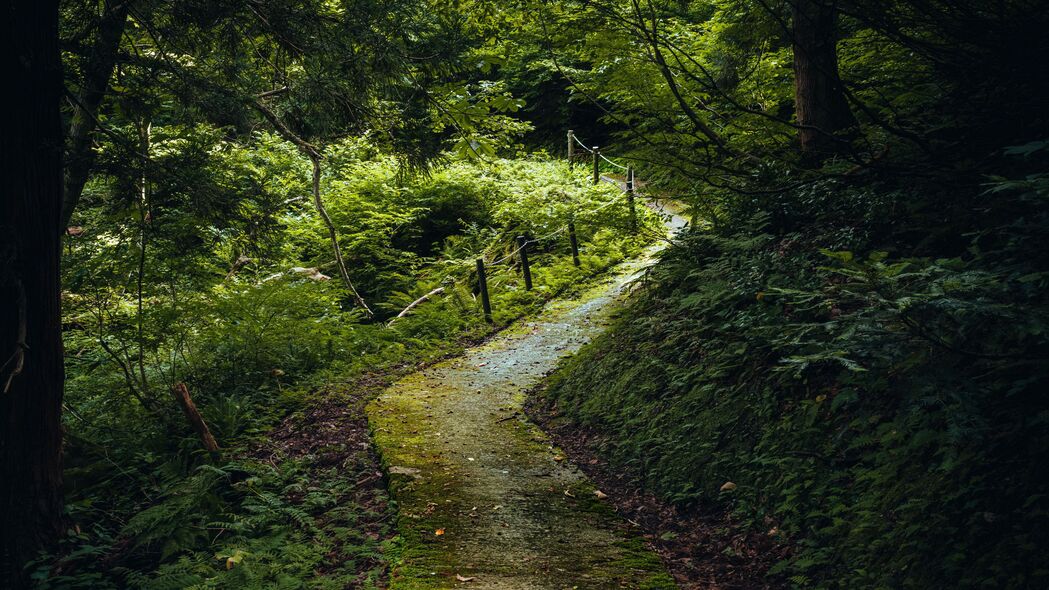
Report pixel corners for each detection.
[366,200,690,588]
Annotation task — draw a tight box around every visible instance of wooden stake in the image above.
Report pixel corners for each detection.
[567,129,575,164]
[517,236,533,290]
[476,259,493,323]
[592,147,600,185]
[627,166,637,234]
[171,382,220,458]
[568,219,580,267]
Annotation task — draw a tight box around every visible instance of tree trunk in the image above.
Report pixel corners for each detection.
[791,0,857,163]
[61,0,130,229]
[0,0,66,586]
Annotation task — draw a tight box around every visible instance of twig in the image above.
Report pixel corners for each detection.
[387,287,446,326]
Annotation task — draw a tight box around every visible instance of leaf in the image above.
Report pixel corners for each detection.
[455,574,476,582]
[1003,140,1049,157]
[820,249,854,263]
[435,528,445,536]
[221,549,248,570]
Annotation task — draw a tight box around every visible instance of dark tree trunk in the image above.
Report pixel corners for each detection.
[1,0,66,586]
[791,0,857,163]
[61,0,130,228]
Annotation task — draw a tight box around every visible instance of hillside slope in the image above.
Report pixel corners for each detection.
[534,179,1049,588]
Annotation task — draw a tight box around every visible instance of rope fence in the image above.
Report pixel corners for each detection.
[600,152,628,170]
[391,129,649,326]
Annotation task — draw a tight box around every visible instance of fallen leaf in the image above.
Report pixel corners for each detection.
[435,528,445,536]
[388,465,422,478]
[455,574,476,582]
[720,481,737,492]
[553,454,565,462]
[593,490,608,500]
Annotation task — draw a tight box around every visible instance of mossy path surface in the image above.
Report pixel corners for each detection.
[368,200,686,589]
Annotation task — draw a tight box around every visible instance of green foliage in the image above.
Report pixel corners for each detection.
[541,165,1049,588]
[38,459,388,590]
[55,124,654,586]
[52,0,1049,587]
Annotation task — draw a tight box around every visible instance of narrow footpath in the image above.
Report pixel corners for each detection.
[368,199,687,589]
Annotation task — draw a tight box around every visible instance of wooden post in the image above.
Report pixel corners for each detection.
[476,259,493,323]
[567,129,575,164]
[592,147,600,185]
[171,382,220,458]
[517,236,533,290]
[568,218,580,267]
[627,166,637,234]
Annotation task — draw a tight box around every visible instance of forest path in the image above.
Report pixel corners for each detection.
[367,199,687,589]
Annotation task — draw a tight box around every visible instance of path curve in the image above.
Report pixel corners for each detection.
[368,200,687,589]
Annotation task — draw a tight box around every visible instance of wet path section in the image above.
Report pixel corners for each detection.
[368,201,686,589]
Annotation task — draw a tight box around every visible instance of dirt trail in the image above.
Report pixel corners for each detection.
[368,200,687,589]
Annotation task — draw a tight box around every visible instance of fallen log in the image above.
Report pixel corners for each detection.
[171,382,220,458]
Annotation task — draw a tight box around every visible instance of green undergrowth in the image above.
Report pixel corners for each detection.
[537,163,1049,588]
[48,143,660,588]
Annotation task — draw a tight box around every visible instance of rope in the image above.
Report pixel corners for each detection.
[600,152,629,170]
[573,132,629,170]
[487,189,627,267]
[421,132,642,308]
[490,242,527,266]
[572,135,594,153]
[489,225,568,266]
[532,224,569,242]
[587,194,624,214]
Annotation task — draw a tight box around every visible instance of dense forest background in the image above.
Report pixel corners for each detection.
[2,0,1048,588]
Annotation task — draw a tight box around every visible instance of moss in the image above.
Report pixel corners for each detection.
[366,201,685,588]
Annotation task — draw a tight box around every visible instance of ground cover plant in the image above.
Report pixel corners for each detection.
[4,0,1049,588]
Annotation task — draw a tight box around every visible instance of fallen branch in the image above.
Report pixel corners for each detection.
[387,287,445,327]
[224,255,253,280]
[171,382,220,458]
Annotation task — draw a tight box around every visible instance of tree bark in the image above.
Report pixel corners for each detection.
[61,0,131,229]
[791,0,857,163]
[1,0,66,586]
